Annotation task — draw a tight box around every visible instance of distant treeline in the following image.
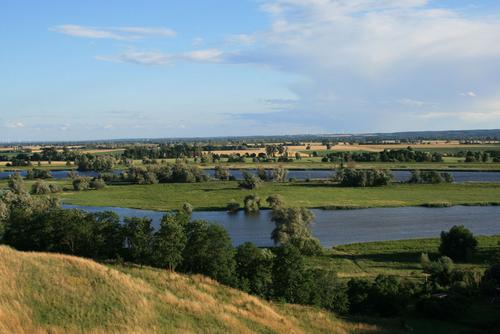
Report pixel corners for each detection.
[321,148,444,163]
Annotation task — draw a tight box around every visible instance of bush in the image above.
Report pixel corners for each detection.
[49,184,62,193]
[408,170,453,184]
[226,200,241,213]
[416,294,469,319]
[266,194,286,209]
[347,275,413,317]
[238,171,262,189]
[72,177,91,191]
[31,181,51,195]
[335,168,392,187]
[439,225,478,262]
[235,242,273,297]
[244,195,261,214]
[214,165,230,180]
[89,178,106,190]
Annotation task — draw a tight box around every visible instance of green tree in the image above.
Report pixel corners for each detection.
[8,173,26,194]
[266,194,286,209]
[181,220,236,285]
[31,180,51,195]
[272,166,288,182]
[214,165,230,180]
[272,244,310,304]
[235,242,273,297]
[271,207,322,255]
[123,217,154,265]
[238,171,262,189]
[153,216,187,270]
[439,225,478,262]
[244,195,261,214]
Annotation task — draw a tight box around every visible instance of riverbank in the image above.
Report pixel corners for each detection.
[60,181,500,211]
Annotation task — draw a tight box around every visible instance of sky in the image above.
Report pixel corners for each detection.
[1,0,500,141]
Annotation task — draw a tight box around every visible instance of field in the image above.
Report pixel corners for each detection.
[307,236,500,280]
[59,181,500,211]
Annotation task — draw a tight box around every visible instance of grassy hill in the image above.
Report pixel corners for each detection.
[0,246,376,334]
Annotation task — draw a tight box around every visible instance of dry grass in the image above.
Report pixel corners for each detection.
[0,246,377,334]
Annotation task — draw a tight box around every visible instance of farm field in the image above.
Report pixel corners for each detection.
[59,181,500,211]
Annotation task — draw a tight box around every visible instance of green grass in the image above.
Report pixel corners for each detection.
[306,236,500,280]
[60,181,500,211]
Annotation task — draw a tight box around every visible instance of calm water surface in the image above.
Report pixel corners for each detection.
[61,204,500,247]
[2,169,500,183]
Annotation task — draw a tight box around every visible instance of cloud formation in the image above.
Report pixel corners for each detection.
[51,25,176,40]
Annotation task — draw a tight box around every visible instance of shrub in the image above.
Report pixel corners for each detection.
[244,195,261,214]
[439,225,478,262]
[49,184,62,193]
[238,171,262,189]
[89,178,106,190]
[31,181,51,195]
[72,177,91,191]
[416,294,469,319]
[266,194,286,209]
[335,168,392,187]
[214,165,230,180]
[235,242,273,297]
[226,200,241,213]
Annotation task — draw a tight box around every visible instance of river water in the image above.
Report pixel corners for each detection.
[61,204,500,247]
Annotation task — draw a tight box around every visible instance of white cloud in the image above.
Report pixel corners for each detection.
[96,50,172,65]
[226,34,257,45]
[181,49,226,63]
[461,91,477,97]
[223,0,500,130]
[51,25,176,40]
[97,48,230,65]
[6,122,24,128]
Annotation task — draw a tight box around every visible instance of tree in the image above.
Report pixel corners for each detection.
[214,165,230,180]
[182,202,193,215]
[89,211,124,259]
[235,242,273,297]
[153,216,187,270]
[123,217,154,265]
[266,194,286,209]
[271,207,321,255]
[181,220,236,285]
[309,270,349,313]
[335,168,392,187]
[272,166,288,182]
[31,180,51,195]
[238,171,262,189]
[244,195,261,214]
[226,199,240,213]
[272,244,310,303]
[72,177,91,191]
[89,178,106,190]
[439,225,478,262]
[8,173,26,194]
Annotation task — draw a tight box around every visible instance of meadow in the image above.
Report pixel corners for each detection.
[59,181,500,211]
[307,236,500,280]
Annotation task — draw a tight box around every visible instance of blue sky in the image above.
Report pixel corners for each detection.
[1,0,500,141]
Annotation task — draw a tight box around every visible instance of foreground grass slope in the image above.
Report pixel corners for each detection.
[0,246,376,334]
[61,181,500,211]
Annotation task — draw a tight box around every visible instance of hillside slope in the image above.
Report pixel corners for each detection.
[0,246,377,334]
